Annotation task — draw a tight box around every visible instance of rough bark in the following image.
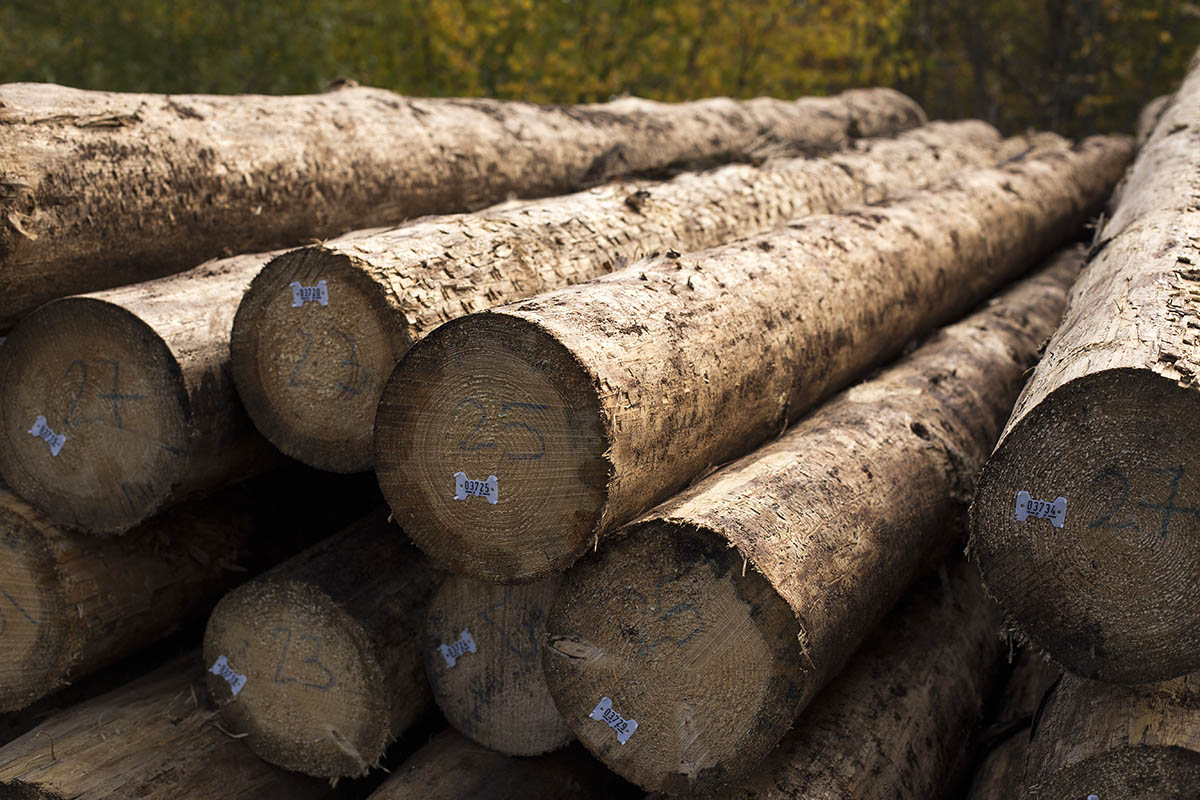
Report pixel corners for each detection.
[1023,672,1200,798]
[0,83,924,332]
[367,730,616,800]
[0,252,282,534]
[539,253,1081,793]
[0,468,379,713]
[691,560,1006,799]
[964,652,1062,800]
[233,121,1006,473]
[424,573,571,756]
[970,51,1200,684]
[202,512,440,779]
[375,135,1133,583]
[0,655,334,799]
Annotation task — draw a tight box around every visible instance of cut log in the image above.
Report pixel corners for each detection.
[539,252,1082,793]
[1023,672,1200,798]
[0,83,924,332]
[0,655,334,800]
[376,135,1133,583]
[232,121,1006,473]
[964,652,1061,800]
[970,51,1200,684]
[0,469,379,713]
[690,560,1005,799]
[368,730,619,800]
[1136,94,1171,148]
[424,574,571,756]
[0,252,281,534]
[202,511,439,779]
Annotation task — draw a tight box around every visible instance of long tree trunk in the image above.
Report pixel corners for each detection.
[0,252,281,534]
[970,49,1200,685]
[0,656,335,799]
[202,512,439,779]
[964,652,1062,800]
[0,469,377,712]
[539,253,1081,794]
[232,120,1006,473]
[375,135,1133,583]
[424,574,570,756]
[1135,93,1170,147]
[0,83,924,331]
[1023,672,1200,797]
[693,560,1006,799]
[367,731,615,800]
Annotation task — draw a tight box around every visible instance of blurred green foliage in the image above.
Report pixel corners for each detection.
[1,0,1194,136]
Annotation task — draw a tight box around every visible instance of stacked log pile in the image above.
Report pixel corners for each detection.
[0,47,1189,797]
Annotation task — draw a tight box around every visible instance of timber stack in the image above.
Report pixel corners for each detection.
[0,46,1188,797]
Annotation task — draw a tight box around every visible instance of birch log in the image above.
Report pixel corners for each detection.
[970,50,1200,684]
[0,469,378,712]
[376,135,1133,583]
[0,252,281,534]
[1024,672,1200,798]
[232,120,1005,472]
[0,83,923,331]
[693,560,1006,800]
[202,512,439,779]
[424,574,571,756]
[0,656,334,799]
[540,253,1081,793]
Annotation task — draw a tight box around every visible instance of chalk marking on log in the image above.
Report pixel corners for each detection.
[454,472,498,504]
[209,654,248,696]
[437,628,478,667]
[290,280,329,307]
[1014,490,1066,528]
[27,415,66,456]
[590,696,638,744]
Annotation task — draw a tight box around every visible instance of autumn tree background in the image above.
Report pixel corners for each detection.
[1,0,1194,137]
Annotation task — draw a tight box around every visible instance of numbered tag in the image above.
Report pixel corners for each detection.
[209,654,248,696]
[28,415,66,456]
[290,280,329,307]
[1015,491,1067,528]
[454,472,498,504]
[590,696,638,745]
[437,629,478,667]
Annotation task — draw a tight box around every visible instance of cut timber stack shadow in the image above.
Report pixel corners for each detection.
[0,253,281,534]
[232,120,1011,472]
[1023,672,1200,797]
[540,251,1083,794]
[375,135,1133,583]
[0,467,379,714]
[0,83,923,331]
[971,50,1200,685]
[202,512,439,779]
[424,574,571,756]
[0,655,336,800]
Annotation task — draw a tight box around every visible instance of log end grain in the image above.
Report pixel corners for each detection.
[375,312,611,582]
[0,503,67,712]
[0,298,190,532]
[424,574,572,756]
[231,246,409,474]
[542,522,804,794]
[1029,747,1200,799]
[971,368,1200,684]
[202,577,392,778]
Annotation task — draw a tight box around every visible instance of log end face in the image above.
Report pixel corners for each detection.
[231,248,405,474]
[542,522,805,793]
[1029,746,1200,799]
[202,578,392,778]
[0,298,190,533]
[0,497,69,712]
[375,312,610,582]
[971,368,1200,684]
[423,573,572,756]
